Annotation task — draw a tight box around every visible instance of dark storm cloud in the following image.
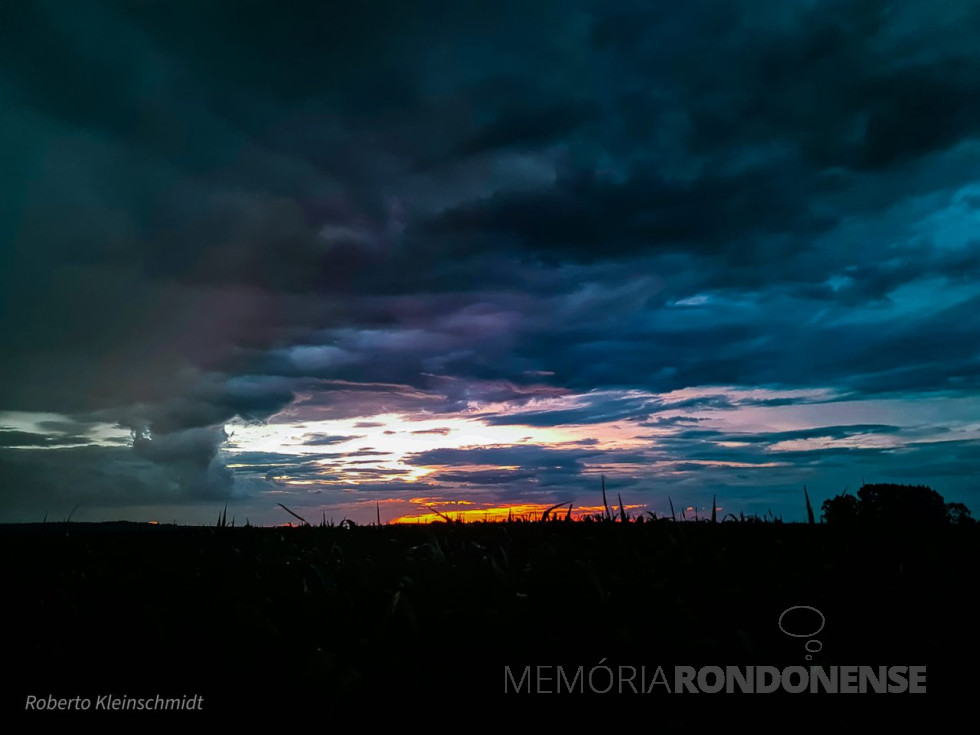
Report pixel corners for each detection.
[409,445,599,470]
[641,416,705,427]
[631,425,980,496]
[478,388,828,428]
[434,469,538,485]
[661,439,892,467]
[423,164,835,262]
[430,100,602,165]
[131,426,234,499]
[797,245,980,305]
[0,431,91,448]
[226,451,337,478]
[108,374,295,436]
[418,1,980,266]
[421,374,573,409]
[301,434,364,446]
[667,424,899,444]
[489,264,980,398]
[132,426,224,465]
[885,439,980,479]
[6,0,980,399]
[0,443,236,520]
[67,372,300,504]
[277,385,452,422]
[477,392,659,427]
[589,0,980,172]
[36,418,103,434]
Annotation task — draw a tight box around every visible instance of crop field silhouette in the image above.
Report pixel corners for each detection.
[2,485,976,726]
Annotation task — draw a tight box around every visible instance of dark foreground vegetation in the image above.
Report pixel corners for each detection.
[2,499,978,725]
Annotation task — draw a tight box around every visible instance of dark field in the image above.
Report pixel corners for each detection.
[3,519,977,724]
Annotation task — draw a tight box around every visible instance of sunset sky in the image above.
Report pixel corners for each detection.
[2,0,979,525]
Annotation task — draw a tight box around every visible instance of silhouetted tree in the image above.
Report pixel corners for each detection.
[945,502,976,525]
[822,483,972,527]
[821,492,859,524]
[857,483,948,526]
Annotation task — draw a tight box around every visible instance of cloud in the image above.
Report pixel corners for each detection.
[301,434,364,446]
[434,469,538,485]
[408,445,599,470]
[0,431,91,447]
[131,426,234,499]
[0,444,225,521]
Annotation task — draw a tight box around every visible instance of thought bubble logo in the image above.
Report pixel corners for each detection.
[778,605,825,660]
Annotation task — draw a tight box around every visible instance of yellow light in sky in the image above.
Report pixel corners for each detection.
[224,412,582,486]
[220,384,897,493]
[227,413,569,455]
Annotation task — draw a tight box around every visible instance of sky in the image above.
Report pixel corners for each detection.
[1,0,979,525]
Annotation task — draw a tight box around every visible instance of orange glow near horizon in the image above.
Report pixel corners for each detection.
[389,501,648,524]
